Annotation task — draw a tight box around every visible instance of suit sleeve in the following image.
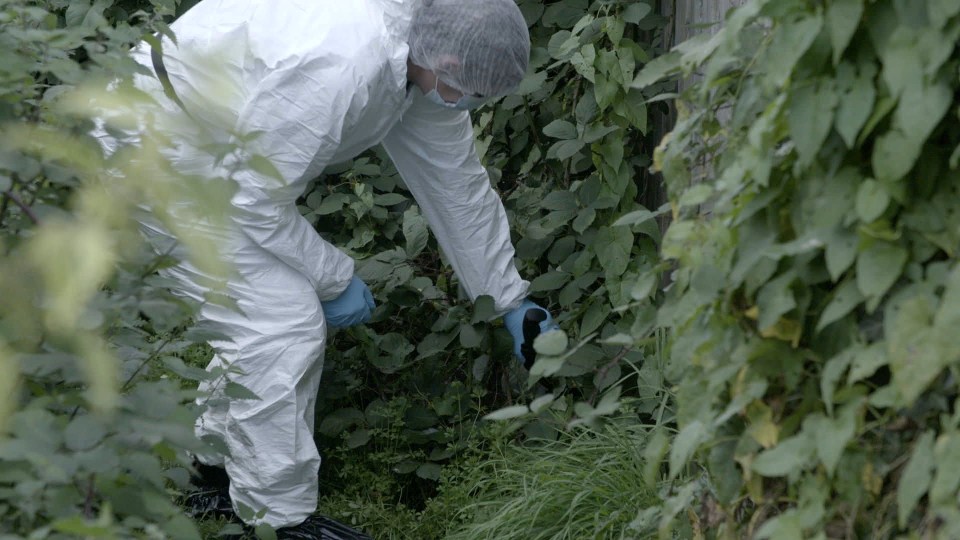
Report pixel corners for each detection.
[230,58,356,301]
[380,94,529,314]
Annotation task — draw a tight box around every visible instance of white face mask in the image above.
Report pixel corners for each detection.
[424,77,487,111]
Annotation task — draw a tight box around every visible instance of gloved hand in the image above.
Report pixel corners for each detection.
[503,299,560,369]
[321,276,375,329]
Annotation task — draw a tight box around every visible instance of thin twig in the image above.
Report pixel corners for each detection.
[83,473,96,518]
[589,346,632,405]
[1,190,39,225]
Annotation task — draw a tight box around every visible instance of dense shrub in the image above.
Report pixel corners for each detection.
[635,0,960,537]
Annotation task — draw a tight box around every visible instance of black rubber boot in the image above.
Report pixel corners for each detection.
[275,515,373,540]
[181,461,235,519]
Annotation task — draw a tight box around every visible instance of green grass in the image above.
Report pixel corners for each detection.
[442,422,659,540]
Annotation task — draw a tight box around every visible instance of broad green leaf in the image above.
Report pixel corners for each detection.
[897,431,935,528]
[547,31,578,61]
[540,191,578,211]
[483,405,529,421]
[402,206,428,257]
[529,393,555,414]
[762,14,823,88]
[64,414,106,452]
[788,79,839,167]
[825,227,858,281]
[416,463,441,481]
[848,343,888,384]
[756,272,796,331]
[854,179,890,223]
[822,348,853,416]
[529,271,571,292]
[826,0,863,65]
[856,241,907,302]
[631,51,681,89]
[896,79,952,148]
[572,207,596,233]
[623,2,652,24]
[547,139,586,160]
[373,193,406,206]
[542,119,577,140]
[669,420,706,479]
[930,433,960,504]
[752,433,815,477]
[346,429,371,449]
[533,330,568,356]
[834,64,876,148]
[459,323,482,348]
[579,301,606,336]
[224,382,260,400]
[595,226,634,277]
[888,296,954,404]
[929,0,960,27]
[248,154,284,183]
[811,401,860,477]
[318,408,365,436]
[472,295,497,323]
[816,278,864,332]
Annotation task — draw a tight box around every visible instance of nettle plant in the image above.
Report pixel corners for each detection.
[302,0,673,507]
[635,0,960,537]
[0,1,263,538]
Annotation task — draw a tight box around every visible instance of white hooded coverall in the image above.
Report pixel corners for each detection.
[121,0,530,528]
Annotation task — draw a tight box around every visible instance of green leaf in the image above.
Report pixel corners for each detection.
[533,330,568,356]
[848,343,888,384]
[763,14,824,89]
[248,154,284,183]
[756,272,796,331]
[834,64,876,148]
[64,414,106,451]
[825,226,858,281]
[595,226,634,277]
[816,278,864,332]
[788,79,839,167]
[854,179,890,223]
[930,433,960,504]
[224,382,260,400]
[483,405,529,421]
[821,349,853,416]
[346,429,371,449]
[896,79,952,148]
[472,295,497,323]
[811,401,859,477]
[631,51,681,90]
[416,463,442,481]
[459,323,482,348]
[897,431,935,528]
[856,241,907,302]
[752,433,815,477]
[318,408,365,436]
[542,119,577,140]
[547,139,586,160]
[623,2,652,24]
[669,420,706,479]
[872,130,918,183]
[826,0,863,65]
[579,301,606,336]
[888,295,954,404]
[529,271,571,292]
[402,206,428,257]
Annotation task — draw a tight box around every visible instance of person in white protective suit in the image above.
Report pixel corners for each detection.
[114,0,560,536]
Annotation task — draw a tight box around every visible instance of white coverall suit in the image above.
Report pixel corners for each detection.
[120,0,530,528]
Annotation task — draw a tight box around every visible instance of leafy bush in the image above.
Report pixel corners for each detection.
[306,0,672,518]
[0,1,246,538]
[635,0,960,537]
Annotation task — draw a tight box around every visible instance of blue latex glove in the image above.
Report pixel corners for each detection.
[321,276,375,329]
[503,299,560,368]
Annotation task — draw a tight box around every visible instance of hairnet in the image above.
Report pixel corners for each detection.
[408,0,530,98]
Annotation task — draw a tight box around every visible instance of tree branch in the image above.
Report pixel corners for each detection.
[1,190,39,225]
